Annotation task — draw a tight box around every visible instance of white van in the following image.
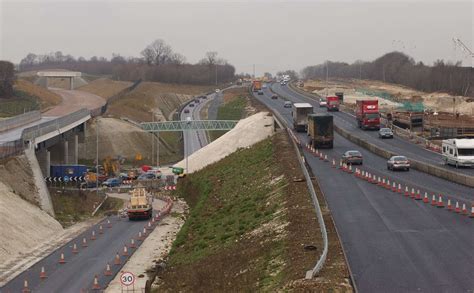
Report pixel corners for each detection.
[442,138,474,168]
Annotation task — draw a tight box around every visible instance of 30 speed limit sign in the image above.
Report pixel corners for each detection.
[120,271,135,287]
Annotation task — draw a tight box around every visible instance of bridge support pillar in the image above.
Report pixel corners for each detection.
[73,135,78,164]
[45,151,50,177]
[63,140,69,164]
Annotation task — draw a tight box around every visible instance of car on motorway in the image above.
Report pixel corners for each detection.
[200,95,207,99]
[215,89,220,93]
[271,94,278,99]
[280,82,287,86]
[379,128,394,138]
[102,178,121,187]
[284,101,292,108]
[194,99,200,103]
[258,90,264,95]
[262,84,268,89]
[137,173,157,180]
[341,150,363,165]
[387,155,410,171]
[184,108,190,114]
[319,98,327,107]
[189,103,194,107]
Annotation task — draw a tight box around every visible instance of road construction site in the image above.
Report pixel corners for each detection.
[0,75,472,292]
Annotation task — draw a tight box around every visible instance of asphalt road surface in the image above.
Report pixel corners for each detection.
[180,93,217,158]
[275,83,474,177]
[253,85,474,292]
[1,214,157,292]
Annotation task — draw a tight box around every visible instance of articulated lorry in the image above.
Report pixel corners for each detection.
[356,100,380,130]
[292,103,313,132]
[127,187,153,220]
[307,113,334,148]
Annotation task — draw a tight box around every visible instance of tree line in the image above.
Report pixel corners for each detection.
[301,52,473,97]
[18,39,235,85]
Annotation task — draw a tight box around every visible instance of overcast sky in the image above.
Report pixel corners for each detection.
[0,0,472,74]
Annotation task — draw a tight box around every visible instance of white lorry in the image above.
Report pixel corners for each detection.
[292,103,313,132]
[442,138,474,168]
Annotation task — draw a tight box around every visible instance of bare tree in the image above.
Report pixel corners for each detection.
[141,39,173,65]
[170,53,187,65]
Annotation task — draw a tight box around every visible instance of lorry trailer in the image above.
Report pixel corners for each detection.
[292,103,313,132]
[127,187,153,220]
[307,113,334,148]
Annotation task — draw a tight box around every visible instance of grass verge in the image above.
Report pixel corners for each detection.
[50,188,124,227]
[208,91,249,141]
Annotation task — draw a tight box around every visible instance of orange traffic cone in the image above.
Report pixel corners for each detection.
[339,160,343,169]
[348,165,353,173]
[392,182,397,192]
[423,192,429,203]
[431,195,437,206]
[382,178,386,187]
[91,230,96,240]
[410,188,416,199]
[138,231,143,241]
[114,252,121,265]
[469,205,474,218]
[397,184,402,193]
[130,238,137,249]
[146,221,152,230]
[447,198,453,211]
[324,154,328,162]
[22,280,31,293]
[386,179,391,190]
[455,201,461,213]
[143,227,147,237]
[82,237,88,247]
[99,225,104,234]
[59,253,66,264]
[122,245,129,256]
[40,266,47,279]
[377,177,382,186]
[462,203,468,215]
[104,263,112,276]
[404,186,410,197]
[92,275,100,290]
[107,219,112,228]
[332,159,336,168]
[72,243,79,254]
[415,190,422,200]
[437,195,445,208]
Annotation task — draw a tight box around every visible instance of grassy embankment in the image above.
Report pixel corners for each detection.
[50,188,123,227]
[208,89,249,141]
[156,136,288,291]
[0,80,61,117]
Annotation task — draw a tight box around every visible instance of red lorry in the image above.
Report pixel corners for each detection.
[356,100,380,130]
[326,96,340,111]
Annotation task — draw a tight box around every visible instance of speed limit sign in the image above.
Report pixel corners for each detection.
[120,271,135,287]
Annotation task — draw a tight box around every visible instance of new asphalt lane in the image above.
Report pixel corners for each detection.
[253,85,474,292]
[1,215,152,292]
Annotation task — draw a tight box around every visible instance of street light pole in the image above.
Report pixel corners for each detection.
[326,61,329,97]
[96,118,99,196]
[215,64,218,86]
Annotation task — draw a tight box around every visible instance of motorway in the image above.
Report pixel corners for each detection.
[276,84,474,177]
[253,85,474,292]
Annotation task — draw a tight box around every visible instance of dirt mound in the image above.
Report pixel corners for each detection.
[77,78,133,100]
[106,81,213,122]
[0,182,63,267]
[174,112,274,173]
[0,155,39,205]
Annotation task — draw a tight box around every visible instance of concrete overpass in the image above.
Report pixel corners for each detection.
[37,71,82,90]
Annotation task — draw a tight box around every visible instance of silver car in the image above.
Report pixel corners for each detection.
[387,155,410,171]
